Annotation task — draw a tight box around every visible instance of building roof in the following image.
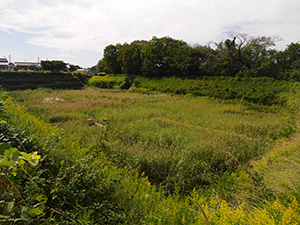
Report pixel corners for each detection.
[0,58,8,63]
[15,62,41,67]
[0,58,8,67]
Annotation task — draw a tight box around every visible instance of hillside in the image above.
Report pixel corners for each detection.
[0,71,88,91]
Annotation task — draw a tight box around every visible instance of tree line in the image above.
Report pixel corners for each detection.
[25,60,81,72]
[96,35,300,80]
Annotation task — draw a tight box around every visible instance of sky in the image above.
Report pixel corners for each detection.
[0,0,299,68]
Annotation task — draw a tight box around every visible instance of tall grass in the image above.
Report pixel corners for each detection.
[9,87,295,196]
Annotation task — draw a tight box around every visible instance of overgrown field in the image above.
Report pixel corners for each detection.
[2,87,300,223]
[9,88,296,196]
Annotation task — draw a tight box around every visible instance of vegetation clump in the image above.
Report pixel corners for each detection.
[88,74,132,90]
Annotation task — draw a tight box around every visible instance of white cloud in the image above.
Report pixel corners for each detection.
[0,0,299,66]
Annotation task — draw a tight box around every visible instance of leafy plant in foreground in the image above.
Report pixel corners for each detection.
[0,142,46,223]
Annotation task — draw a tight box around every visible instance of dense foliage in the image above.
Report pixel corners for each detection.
[98,35,300,80]
[41,60,68,72]
[40,60,82,73]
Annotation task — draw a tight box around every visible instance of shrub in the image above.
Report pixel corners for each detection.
[88,74,132,89]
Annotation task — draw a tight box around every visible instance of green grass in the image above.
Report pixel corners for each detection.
[9,87,295,196]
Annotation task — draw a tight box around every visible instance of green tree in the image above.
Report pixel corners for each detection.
[141,36,198,77]
[40,60,53,71]
[103,44,122,74]
[96,59,110,73]
[41,60,68,72]
[69,64,82,72]
[27,65,41,71]
[117,41,147,75]
[281,42,300,70]
[172,44,202,76]
[274,42,300,80]
[213,34,253,76]
[243,36,279,77]
[197,45,219,76]
[212,34,280,77]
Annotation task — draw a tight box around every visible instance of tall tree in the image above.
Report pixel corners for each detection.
[275,42,300,80]
[212,34,280,77]
[244,36,279,77]
[282,42,300,70]
[103,44,122,74]
[141,36,197,77]
[41,60,67,72]
[197,45,218,76]
[96,59,110,73]
[117,41,146,75]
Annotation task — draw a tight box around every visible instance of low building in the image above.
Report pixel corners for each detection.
[0,58,9,70]
[15,62,41,70]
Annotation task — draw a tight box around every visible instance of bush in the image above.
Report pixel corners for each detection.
[88,74,132,89]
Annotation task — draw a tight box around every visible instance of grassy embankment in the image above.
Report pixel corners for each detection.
[131,76,298,106]
[0,71,90,91]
